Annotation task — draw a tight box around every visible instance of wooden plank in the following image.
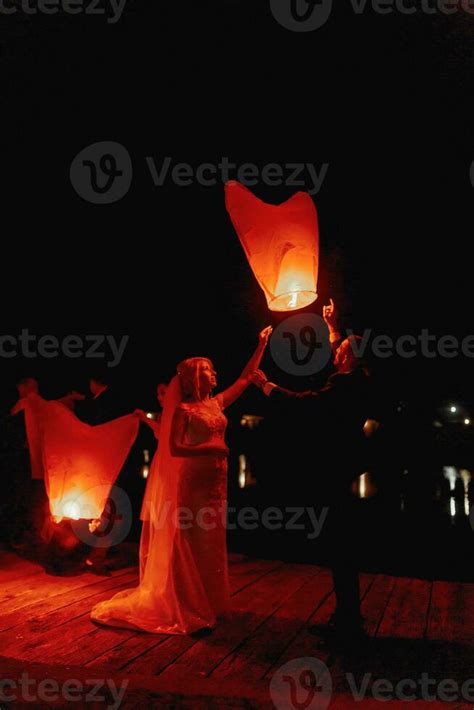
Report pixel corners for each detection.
[358,578,433,693]
[261,573,374,704]
[428,581,474,643]
[229,558,284,595]
[0,552,44,582]
[0,565,137,616]
[84,632,167,672]
[52,623,139,667]
[0,569,54,602]
[282,569,373,639]
[155,563,319,684]
[123,564,319,678]
[263,573,374,680]
[85,557,285,671]
[377,577,432,639]
[3,572,137,641]
[9,571,137,636]
[426,580,474,686]
[10,558,285,668]
[3,573,139,661]
[0,568,137,632]
[360,574,396,637]
[0,653,273,709]
[4,562,474,709]
[212,569,327,682]
[120,628,195,676]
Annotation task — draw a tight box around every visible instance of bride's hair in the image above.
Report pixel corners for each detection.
[177,357,213,401]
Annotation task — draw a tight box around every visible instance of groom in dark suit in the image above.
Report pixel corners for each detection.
[253,300,378,644]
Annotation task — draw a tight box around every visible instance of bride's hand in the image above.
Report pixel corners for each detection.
[259,325,273,346]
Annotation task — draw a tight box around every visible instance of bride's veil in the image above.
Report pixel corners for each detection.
[139,374,183,587]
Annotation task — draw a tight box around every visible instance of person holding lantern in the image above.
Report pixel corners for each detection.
[252,300,377,646]
[135,381,169,439]
[10,376,140,574]
[90,326,272,635]
[9,378,86,557]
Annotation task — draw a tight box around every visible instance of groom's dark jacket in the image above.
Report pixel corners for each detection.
[266,367,375,500]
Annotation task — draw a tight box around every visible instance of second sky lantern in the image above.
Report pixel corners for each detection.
[225,181,319,312]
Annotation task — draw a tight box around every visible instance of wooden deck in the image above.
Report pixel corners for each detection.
[1,549,474,708]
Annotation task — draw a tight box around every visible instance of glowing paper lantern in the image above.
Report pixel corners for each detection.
[22,394,139,521]
[225,181,319,312]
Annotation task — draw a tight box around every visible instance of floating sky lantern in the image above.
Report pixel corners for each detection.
[225,181,319,312]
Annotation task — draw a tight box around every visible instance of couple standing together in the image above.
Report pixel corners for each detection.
[91,300,373,640]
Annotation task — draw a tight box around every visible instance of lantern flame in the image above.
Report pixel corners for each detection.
[62,500,81,520]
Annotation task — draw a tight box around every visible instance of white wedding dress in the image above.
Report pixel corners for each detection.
[90,376,230,634]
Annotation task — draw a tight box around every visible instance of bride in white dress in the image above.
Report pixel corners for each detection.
[90,327,272,634]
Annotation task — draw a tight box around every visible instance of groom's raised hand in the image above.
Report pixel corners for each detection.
[322,297,338,330]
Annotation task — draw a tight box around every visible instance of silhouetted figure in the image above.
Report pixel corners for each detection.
[254,300,380,645]
[78,375,121,425]
[136,382,168,439]
[9,379,91,572]
[9,378,49,551]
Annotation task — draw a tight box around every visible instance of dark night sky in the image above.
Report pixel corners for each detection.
[1,1,473,415]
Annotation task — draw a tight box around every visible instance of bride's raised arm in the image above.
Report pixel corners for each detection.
[216,326,272,410]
